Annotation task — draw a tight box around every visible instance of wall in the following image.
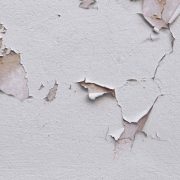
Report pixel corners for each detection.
[0,0,179,179]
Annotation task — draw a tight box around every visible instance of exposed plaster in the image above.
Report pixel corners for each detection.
[117,95,163,146]
[0,24,28,101]
[79,0,97,9]
[108,127,125,141]
[78,79,115,100]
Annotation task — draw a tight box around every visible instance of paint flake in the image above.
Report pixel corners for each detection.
[117,95,161,146]
[79,0,96,9]
[78,79,115,100]
[44,81,58,102]
[79,78,162,145]
[108,128,125,141]
[0,49,29,100]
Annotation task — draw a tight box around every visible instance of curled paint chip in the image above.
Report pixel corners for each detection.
[0,49,29,100]
[78,78,162,146]
[108,128,125,141]
[44,81,58,102]
[79,0,96,9]
[0,24,29,101]
[78,79,115,100]
[114,80,162,146]
[142,0,180,31]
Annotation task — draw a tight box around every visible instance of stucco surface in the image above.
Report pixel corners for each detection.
[0,0,180,179]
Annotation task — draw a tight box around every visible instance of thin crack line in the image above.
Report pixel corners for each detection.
[152,53,166,80]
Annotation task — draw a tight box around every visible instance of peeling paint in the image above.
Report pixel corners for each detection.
[117,95,162,146]
[0,24,28,101]
[0,0,180,178]
[115,79,160,123]
[108,127,125,141]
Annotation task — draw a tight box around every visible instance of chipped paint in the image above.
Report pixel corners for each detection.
[142,0,180,31]
[78,79,115,100]
[79,78,162,146]
[44,81,58,102]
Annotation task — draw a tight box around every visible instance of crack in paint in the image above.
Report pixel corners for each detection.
[141,0,180,32]
[117,94,163,147]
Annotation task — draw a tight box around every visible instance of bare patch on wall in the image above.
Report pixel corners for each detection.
[44,81,58,102]
[78,79,115,100]
[0,24,29,101]
[117,95,161,147]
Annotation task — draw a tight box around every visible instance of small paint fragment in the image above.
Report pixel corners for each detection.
[78,79,115,100]
[0,49,29,100]
[44,81,58,102]
[78,77,164,146]
[118,95,161,146]
[88,92,106,100]
[108,128,125,141]
[79,0,96,9]
[0,24,29,101]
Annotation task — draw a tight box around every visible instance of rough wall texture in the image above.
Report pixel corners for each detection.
[0,0,180,179]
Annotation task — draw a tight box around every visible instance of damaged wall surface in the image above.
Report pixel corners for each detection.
[0,0,180,179]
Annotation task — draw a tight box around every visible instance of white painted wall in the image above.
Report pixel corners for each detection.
[0,0,179,179]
